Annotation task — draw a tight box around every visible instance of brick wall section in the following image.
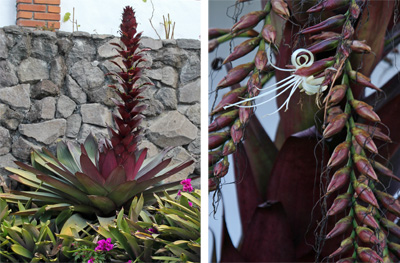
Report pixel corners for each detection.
[16,0,61,30]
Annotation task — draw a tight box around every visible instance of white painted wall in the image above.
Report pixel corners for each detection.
[0,0,200,39]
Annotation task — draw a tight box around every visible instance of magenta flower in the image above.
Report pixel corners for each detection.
[95,238,114,252]
[180,178,194,193]
[188,201,193,207]
[88,257,94,263]
[147,227,158,234]
[177,190,182,196]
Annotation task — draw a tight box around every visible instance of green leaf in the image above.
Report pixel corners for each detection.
[55,209,73,229]
[62,12,71,22]
[166,243,198,262]
[21,228,35,251]
[122,232,142,258]
[109,226,135,257]
[129,194,144,222]
[60,214,87,236]
[87,195,116,215]
[84,134,98,165]
[57,141,80,174]
[75,172,108,196]
[107,180,137,207]
[104,166,126,192]
[97,215,115,229]
[157,225,197,240]
[180,192,200,207]
[11,244,33,258]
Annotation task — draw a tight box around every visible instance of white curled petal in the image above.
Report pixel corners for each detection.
[291,48,314,69]
[302,76,326,95]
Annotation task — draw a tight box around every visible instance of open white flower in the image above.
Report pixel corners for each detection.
[224,48,327,115]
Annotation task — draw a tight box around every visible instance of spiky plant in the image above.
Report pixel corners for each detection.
[0,6,194,218]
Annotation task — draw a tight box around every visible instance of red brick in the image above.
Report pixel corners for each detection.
[17,20,46,28]
[48,6,60,13]
[34,13,60,21]
[34,0,60,4]
[17,0,33,3]
[17,4,46,12]
[47,21,60,29]
[17,11,33,19]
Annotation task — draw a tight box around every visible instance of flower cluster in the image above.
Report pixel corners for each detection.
[95,238,114,252]
[180,178,194,192]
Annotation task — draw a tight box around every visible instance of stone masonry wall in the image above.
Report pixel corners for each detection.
[0,25,200,185]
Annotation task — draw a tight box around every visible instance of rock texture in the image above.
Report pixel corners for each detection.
[0,27,200,183]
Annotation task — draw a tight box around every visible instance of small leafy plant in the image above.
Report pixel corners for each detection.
[63,7,80,32]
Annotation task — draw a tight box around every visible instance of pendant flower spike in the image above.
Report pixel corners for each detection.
[224,48,328,115]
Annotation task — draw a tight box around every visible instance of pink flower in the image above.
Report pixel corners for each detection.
[177,190,182,196]
[88,257,94,263]
[95,238,114,252]
[180,178,194,193]
[188,201,193,207]
[147,227,158,234]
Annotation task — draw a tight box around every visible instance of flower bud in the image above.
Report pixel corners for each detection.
[300,15,346,35]
[349,71,382,92]
[213,156,229,178]
[261,24,276,43]
[326,216,352,239]
[353,180,379,208]
[351,40,371,53]
[388,242,400,259]
[375,190,400,217]
[327,193,351,216]
[327,167,350,194]
[355,123,391,142]
[217,62,254,88]
[336,258,354,263]
[327,141,350,168]
[310,31,340,41]
[381,217,400,239]
[248,72,262,96]
[209,39,219,52]
[209,109,239,132]
[352,137,363,155]
[350,99,381,122]
[354,204,380,229]
[255,50,268,72]
[209,178,219,191]
[307,0,349,13]
[209,131,230,149]
[351,127,378,154]
[224,37,261,64]
[371,160,399,182]
[307,38,340,54]
[223,139,236,156]
[209,149,222,166]
[326,84,347,106]
[350,0,361,19]
[357,247,383,263]
[230,119,244,143]
[329,237,353,258]
[209,28,231,39]
[213,86,247,114]
[231,11,268,33]
[326,106,343,123]
[271,0,290,19]
[294,57,335,77]
[343,20,354,40]
[353,154,378,181]
[239,101,254,125]
[323,113,348,138]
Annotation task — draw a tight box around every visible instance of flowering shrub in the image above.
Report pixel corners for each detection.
[71,239,114,263]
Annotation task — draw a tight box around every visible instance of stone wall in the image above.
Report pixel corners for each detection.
[0,25,200,184]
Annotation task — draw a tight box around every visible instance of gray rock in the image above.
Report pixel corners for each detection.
[162,39,177,47]
[39,97,56,120]
[140,37,162,50]
[138,139,159,157]
[0,60,18,87]
[86,85,118,106]
[161,47,187,68]
[57,38,73,54]
[147,111,198,148]
[78,124,108,143]
[0,29,8,59]
[72,31,91,38]
[31,30,57,40]
[0,104,23,130]
[31,37,58,61]
[164,147,195,183]
[3,25,25,35]
[98,38,120,59]
[70,60,104,90]
[188,136,200,155]
[177,104,190,115]
[18,57,49,83]
[67,39,96,65]
[31,80,59,99]
[66,114,82,138]
[19,119,67,145]
[50,56,67,87]
[178,78,200,104]
[92,34,113,40]
[185,103,200,126]
[176,39,200,50]
[180,53,200,84]
[56,31,71,38]
[0,84,30,110]
[8,35,31,64]
[66,75,87,104]
[11,136,40,160]
[0,127,11,155]
[0,153,18,179]
[144,68,162,81]
[100,58,122,73]
[154,87,177,109]
[81,103,112,127]
[161,66,178,88]
[142,99,164,117]
[57,95,76,118]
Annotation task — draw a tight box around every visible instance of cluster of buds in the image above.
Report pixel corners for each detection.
[301,0,400,261]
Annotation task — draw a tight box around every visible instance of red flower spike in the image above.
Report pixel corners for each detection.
[223,37,261,64]
[211,86,247,114]
[326,216,352,239]
[271,0,290,19]
[230,119,244,144]
[327,193,351,216]
[307,0,349,13]
[310,31,340,41]
[351,40,372,53]
[300,15,346,35]
[261,24,276,43]
[327,166,351,194]
[353,154,379,181]
[375,190,400,217]
[307,38,340,54]
[349,71,382,92]
[255,50,268,72]
[350,100,381,122]
[239,101,254,124]
[357,247,384,263]
[326,84,347,106]
[328,236,353,258]
[380,218,400,239]
[209,149,222,166]
[223,139,236,156]
[356,226,380,246]
[354,204,380,230]
[209,131,230,150]
[355,123,391,143]
[208,109,239,132]
[351,127,378,154]
[217,62,254,88]
[327,141,350,168]
[323,113,348,138]
[231,11,268,33]
[213,156,229,178]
